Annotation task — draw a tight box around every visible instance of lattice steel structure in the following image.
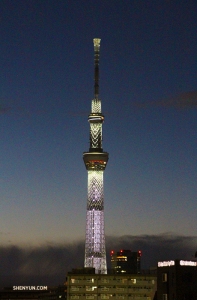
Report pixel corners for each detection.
[83,38,109,274]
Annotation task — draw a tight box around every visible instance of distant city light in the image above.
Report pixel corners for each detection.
[158,260,197,267]
[180,260,197,266]
[158,260,175,267]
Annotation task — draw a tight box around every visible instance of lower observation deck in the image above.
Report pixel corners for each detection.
[83,152,109,170]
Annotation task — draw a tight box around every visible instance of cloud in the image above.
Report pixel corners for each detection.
[0,241,85,287]
[0,233,197,287]
[135,91,197,109]
[106,233,197,268]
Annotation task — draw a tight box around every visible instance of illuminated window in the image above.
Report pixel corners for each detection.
[86,278,94,283]
[101,287,109,291]
[116,287,124,291]
[101,279,109,283]
[130,279,136,284]
[71,279,80,284]
[71,287,79,291]
[101,295,109,299]
[86,286,97,291]
[116,295,125,299]
[116,278,128,283]
[162,273,167,282]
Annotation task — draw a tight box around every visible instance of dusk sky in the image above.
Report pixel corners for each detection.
[1,0,197,286]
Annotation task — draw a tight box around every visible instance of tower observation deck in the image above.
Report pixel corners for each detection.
[83,38,109,274]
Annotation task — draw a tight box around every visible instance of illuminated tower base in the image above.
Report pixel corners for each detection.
[83,39,108,274]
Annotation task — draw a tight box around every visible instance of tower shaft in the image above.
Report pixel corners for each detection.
[83,39,108,274]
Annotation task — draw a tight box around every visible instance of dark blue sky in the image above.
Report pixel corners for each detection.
[1,0,197,248]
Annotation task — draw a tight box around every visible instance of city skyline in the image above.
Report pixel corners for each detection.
[1,0,197,286]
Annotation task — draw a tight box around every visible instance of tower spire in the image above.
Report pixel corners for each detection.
[93,38,101,99]
[83,38,109,274]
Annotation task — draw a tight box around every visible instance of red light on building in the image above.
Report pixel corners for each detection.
[138,250,142,257]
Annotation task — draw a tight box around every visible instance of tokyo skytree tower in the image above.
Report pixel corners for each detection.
[83,38,109,274]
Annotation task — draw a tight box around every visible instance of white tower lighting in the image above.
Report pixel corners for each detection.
[83,38,109,274]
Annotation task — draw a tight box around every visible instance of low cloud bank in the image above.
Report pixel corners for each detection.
[0,233,197,287]
[135,90,197,109]
[106,233,197,268]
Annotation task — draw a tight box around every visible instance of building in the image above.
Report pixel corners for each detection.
[110,250,142,274]
[83,38,109,274]
[157,259,197,300]
[67,272,157,300]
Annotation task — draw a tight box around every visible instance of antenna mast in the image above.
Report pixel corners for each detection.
[93,38,100,99]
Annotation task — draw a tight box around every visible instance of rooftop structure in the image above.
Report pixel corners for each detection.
[157,259,197,299]
[110,250,142,274]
